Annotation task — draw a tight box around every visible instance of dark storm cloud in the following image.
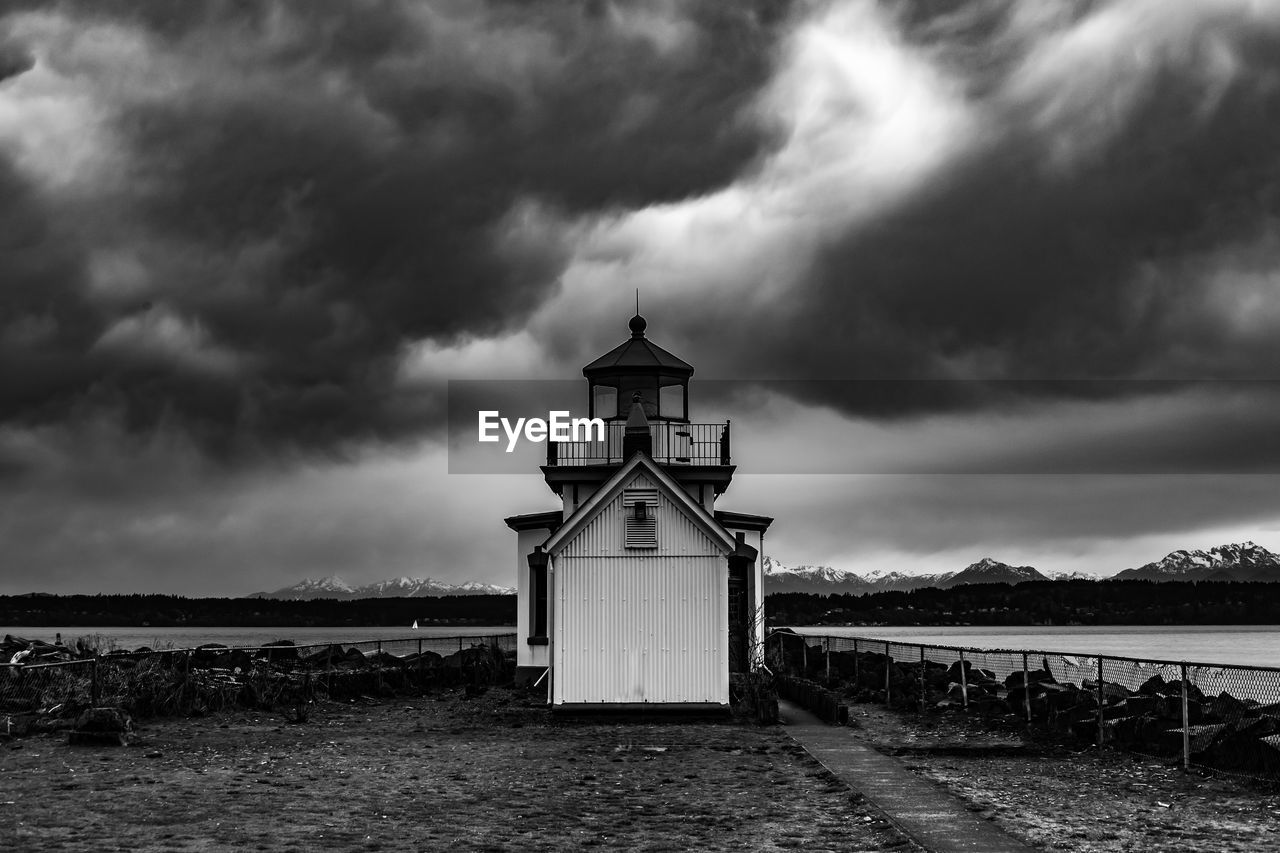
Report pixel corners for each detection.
[0,0,793,460]
[817,11,1278,384]
[659,1,1280,404]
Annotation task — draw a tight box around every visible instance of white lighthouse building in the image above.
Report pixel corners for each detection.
[505,313,772,710]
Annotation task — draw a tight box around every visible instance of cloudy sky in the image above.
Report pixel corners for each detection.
[3,0,1280,595]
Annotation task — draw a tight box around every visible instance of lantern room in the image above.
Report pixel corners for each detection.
[581,314,693,422]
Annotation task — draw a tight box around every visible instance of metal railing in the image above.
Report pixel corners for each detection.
[1,634,516,735]
[547,421,730,466]
[768,631,1280,784]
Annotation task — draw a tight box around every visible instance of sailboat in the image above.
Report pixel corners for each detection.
[411,620,419,630]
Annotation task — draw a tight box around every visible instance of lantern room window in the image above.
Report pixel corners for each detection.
[659,383,685,419]
[592,385,618,420]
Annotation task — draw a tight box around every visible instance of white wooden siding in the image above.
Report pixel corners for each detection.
[552,471,728,705]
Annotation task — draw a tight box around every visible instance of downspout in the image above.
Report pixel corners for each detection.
[547,552,555,706]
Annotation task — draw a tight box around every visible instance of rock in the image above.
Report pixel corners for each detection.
[403,650,444,668]
[1082,679,1131,703]
[1154,694,1203,724]
[300,644,347,668]
[368,651,405,669]
[1002,668,1056,690]
[1137,674,1168,696]
[70,706,132,746]
[75,707,132,733]
[1122,694,1157,717]
[259,640,298,662]
[1161,723,1228,755]
[945,660,972,684]
[1198,729,1280,775]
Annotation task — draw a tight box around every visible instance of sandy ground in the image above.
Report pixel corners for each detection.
[0,688,916,853]
[844,702,1280,852]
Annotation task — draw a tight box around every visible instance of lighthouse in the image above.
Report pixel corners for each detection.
[505,312,772,709]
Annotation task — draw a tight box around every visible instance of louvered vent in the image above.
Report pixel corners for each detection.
[623,489,658,549]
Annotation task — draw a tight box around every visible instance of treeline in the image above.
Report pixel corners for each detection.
[766,579,1280,626]
[0,594,516,628]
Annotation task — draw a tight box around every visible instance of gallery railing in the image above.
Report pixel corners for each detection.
[546,421,730,466]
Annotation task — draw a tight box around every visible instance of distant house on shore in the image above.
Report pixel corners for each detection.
[504,313,772,710]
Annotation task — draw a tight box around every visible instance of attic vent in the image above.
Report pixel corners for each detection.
[623,489,658,549]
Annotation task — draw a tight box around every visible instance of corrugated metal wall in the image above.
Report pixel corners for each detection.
[553,471,729,705]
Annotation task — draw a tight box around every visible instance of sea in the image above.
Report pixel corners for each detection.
[2,625,514,652]
[787,625,1280,669]
[4,623,1279,668]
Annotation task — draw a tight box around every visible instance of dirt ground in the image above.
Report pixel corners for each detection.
[0,688,916,853]
[844,701,1280,852]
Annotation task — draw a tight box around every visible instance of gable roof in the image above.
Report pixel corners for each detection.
[541,453,737,555]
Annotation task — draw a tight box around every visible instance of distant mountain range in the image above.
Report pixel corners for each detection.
[247,542,1280,599]
[247,576,515,600]
[764,542,1280,594]
[763,556,1049,594]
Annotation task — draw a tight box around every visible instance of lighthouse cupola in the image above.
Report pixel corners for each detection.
[581,313,693,423]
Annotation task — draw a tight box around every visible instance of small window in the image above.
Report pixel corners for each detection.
[623,489,658,548]
[659,383,685,419]
[593,385,618,420]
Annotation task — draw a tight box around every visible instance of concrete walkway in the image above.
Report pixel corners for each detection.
[779,700,1037,853]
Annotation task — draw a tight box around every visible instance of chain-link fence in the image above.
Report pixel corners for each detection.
[1,634,516,737]
[767,630,1280,784]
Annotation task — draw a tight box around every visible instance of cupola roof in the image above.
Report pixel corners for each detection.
[582,314,694,377]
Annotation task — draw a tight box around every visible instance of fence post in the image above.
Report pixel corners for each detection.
[825,639,830,683]
[959,650,968,710]
[884,641,891,707]
[1022,652,1031,725]
[377,640,382,657]
[1180,662,1190,772]
[1096,656,1105,749]
[919,646,926,714]
[91,656,100,707]
[802,638,808,675]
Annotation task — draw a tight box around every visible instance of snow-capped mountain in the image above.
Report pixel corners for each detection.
[1113,542,1280,582]
[938,557,1047,588]
[1046,570,1097,582]
[761,558,870,594]
[761,556,1045,594]
[248,576,515,600]
[256,575,355,598]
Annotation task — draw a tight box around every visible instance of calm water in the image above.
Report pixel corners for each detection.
[9,623,1279,668]
[2,625,514,651]
[788,625,1280,668]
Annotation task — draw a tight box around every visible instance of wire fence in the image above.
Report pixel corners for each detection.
[1,634,517,737]
[767,630,1280,784]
